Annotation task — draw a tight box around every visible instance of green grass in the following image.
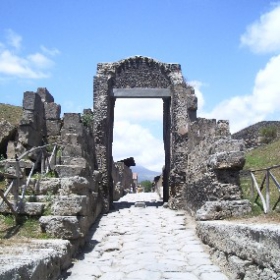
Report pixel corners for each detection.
[0,103,22,126]
[241,138,280,215]
[0,214,51,239]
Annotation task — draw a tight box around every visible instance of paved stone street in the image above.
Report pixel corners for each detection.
[62,193,228,280]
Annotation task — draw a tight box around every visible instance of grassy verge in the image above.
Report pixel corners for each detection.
[0,103,22,126]
[241,139,280,217]
[0,214,50,240]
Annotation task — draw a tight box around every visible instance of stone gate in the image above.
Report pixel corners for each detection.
[93,56,197,212]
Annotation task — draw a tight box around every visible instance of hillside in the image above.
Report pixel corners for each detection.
[130,165,161,182]
[241,138,280,220]
[0,103,22,126]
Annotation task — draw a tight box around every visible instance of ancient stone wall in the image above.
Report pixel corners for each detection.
[182,118,251,218]
[111,161,133,200]
[1,89,103,251]
[93,56,196,211]
[197,221,280,279]
[7,88,61,158]
[232,121,280,149]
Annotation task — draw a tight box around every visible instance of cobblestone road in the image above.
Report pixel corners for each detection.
[62,193,228,280]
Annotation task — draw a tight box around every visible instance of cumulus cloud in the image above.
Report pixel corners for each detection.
[240,3,280,53]
[0,29,59,80]
[200,3,280,133]
[114,98,163,122]
[113,120,164,172]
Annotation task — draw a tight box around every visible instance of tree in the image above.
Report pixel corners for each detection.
[141,180,153,192]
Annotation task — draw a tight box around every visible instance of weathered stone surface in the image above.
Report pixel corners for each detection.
[0,239,71,280]
[23,91,43,111]
[0,120,16,154]
[197,221,280,279]
[32,178,61,195]
[0,202,45,215]
[55,165,90,178]
[195,200,251,221]
[44,103,61,120]
[39,216,84,239]
[46,119,62,136]
[208,151,245,170]
[60,176,92,195]
[18,125,42,147]
[37,87,54,103]
[63,113,82,130]
[51,195,91,216]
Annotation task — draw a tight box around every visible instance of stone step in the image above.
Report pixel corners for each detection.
[0,201,45,216]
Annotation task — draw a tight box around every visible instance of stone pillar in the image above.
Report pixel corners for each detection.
[93,74,112,212]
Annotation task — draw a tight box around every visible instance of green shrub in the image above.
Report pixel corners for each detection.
[260,125,277,144]
[81,113,94,127]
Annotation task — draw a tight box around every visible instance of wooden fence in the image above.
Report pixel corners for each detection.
[250,164,280,213]
[0,144,59,223]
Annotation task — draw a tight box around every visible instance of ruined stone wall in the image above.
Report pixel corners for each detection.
[111,161,133,201]
[197,221,280,279]
[2,89,103,250]
[183,119,251,219]
[232,121,280,149]
[7,88,61,158]
[93,56,195,211]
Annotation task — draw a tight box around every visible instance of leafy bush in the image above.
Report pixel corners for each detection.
[141,180,153,192]
[81,113,94,127]
[260,125,277,144]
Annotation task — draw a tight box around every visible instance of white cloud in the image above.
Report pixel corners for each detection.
[197,4,280,133]
[199,53,280,133]
[5,29,22,50]
[0,50,49,79]
[40,45,60,56]
[114,98,163,122]
[113,120,164,171]
[0,29,58,80]
[27,53,54,69]
[240,3,280,54]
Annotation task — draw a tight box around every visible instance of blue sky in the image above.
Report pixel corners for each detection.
[1,1,280,171]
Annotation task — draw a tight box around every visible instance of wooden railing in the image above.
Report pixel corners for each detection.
[0,144,59,223]
[249,164,280,213]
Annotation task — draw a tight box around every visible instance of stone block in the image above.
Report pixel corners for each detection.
[60,176,91,195]
[23,91,43,112]
[37,87,54,103]
[208,151,245,170]
[44,103,61,120]
[18,125,42,147]
[55,165,90,178]
[51,195,90,216]
[46,120,62,136]
[0,120,16,151]
[63,113,81,130]
[7,141,25,159]
[33,178,61,195]
[195,200,251,221]
[0,202,45,215]
[210,138,245,154]
[39,216,84,240]
[135,201,146,207]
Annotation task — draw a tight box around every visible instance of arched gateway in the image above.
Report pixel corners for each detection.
[93,56,197,212]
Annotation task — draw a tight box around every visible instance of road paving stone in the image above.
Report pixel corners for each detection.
[62,192,229,279]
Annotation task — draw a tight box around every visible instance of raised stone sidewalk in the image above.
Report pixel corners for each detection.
[61,193,228,280]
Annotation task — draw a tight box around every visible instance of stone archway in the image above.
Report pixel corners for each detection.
[93,56,197,212]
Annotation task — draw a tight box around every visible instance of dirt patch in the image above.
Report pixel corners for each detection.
[227,212,280,224]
